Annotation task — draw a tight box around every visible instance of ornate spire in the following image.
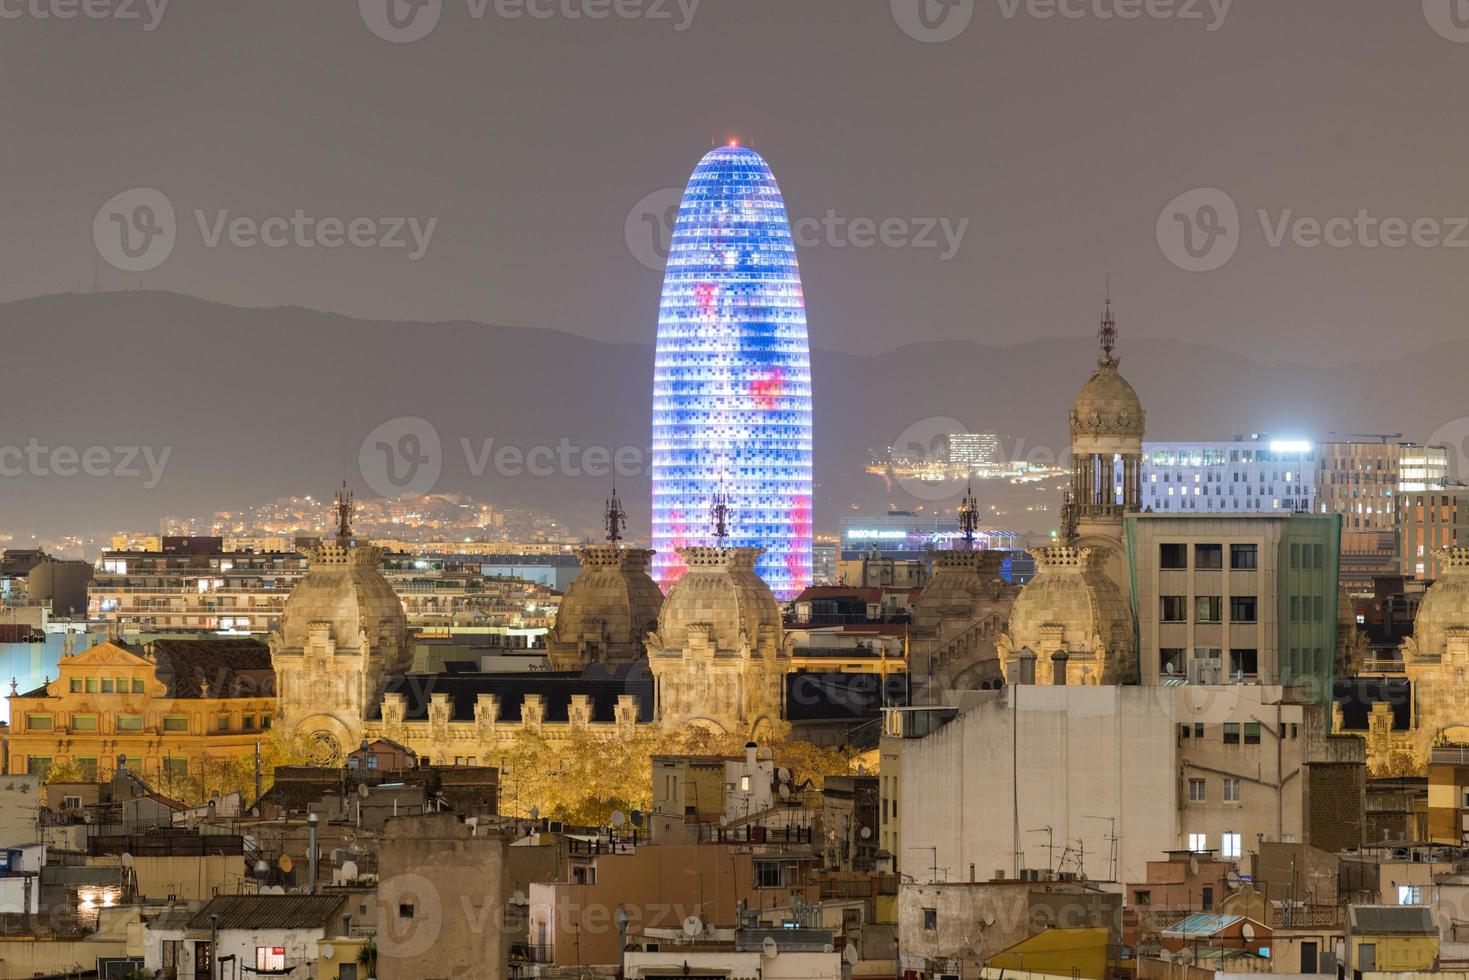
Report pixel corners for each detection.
[604,479,627,544]
[333,480,354,542]
[710,491,731,547]
[1098,279,1118,367]
[958,478,979,549]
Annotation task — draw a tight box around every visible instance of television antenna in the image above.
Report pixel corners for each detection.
[1085,815,1120,882]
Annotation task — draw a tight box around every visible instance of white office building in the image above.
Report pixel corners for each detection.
[1119,437,1317,515]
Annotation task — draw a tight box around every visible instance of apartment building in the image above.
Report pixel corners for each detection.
[1126,512,1342,699]
[1399,489,1469,581]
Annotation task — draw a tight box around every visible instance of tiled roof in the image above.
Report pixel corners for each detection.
[1349,905,1435,935]
[785,672,908,721]
[148,638,273,699]
[187,894,346,931]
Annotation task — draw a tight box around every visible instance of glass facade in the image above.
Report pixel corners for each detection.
[651,145,813,599]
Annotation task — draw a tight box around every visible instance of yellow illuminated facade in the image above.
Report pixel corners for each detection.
[4,640,274,783]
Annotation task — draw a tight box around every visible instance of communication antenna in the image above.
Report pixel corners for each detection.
[333,480,354,541]
[1085,815,1120,882]
[1027,826,1055,874]
[604,480,626,544]
[710,491,731,546]
[958,478,979,550]
[1098,276,1118,365]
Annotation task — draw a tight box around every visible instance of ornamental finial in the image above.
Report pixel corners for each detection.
[1098,277,1118,366]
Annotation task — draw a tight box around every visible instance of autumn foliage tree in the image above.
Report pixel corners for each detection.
[486,726,857,825]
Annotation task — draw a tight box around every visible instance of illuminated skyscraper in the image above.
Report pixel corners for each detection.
[651,144,813,599]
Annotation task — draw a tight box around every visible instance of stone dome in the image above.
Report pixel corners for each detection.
[547,547,665,670]
[998,545,1135,684]
[649,547,782,655]
[277,541,408,657]
[910,549,1009,634]
[1412,548,1469,656]
[1069,357,1146,444]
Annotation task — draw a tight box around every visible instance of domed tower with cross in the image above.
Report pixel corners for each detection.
[270,483,410,764]
[1062,295,1146,595]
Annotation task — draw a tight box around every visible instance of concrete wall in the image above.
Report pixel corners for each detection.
[897,686,1179,886]
[377,813,509,980]
[83,853,234,901]
[898,685,1345,892]
[0,775,41,846]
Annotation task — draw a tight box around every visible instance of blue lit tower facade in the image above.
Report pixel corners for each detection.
[651,144,813,600]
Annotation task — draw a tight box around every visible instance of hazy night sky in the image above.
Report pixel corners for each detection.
[3,0,1468,362]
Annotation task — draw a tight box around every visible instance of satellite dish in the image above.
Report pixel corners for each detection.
[1226,870,1241,889]
[1160,951,1175,964]
[777,768,791,783]
[762,937,778,960]
[266,885,285,895]
[844,944,859,965]
[683,915,703,938]
[611,811,626,828]
[1189,855,1199,875]
[342,860,359,880]
[859,826,872,840]
[1242,923,1256,941]
[322,944,334,960]
[358,784,370,799]
[254,859,271,879]
[631,809,644,826]
[279,854,294,874]
[983,912,996,927]
[120,853,134,870]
